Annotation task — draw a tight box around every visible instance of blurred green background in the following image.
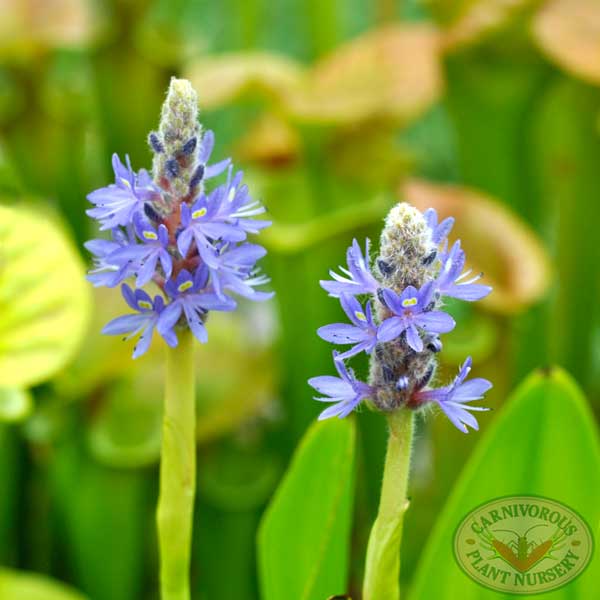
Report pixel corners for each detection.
[0,0,599,599]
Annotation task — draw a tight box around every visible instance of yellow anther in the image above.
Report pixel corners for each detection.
[355,311,367,322]
[192,207,207,219]
[402,297,418,308]
[178,280,193,293]
[143,231,158,241]
[138,300,153,310]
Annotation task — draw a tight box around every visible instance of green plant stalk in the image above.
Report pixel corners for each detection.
[157,330,196,600]
[362,408,414,600]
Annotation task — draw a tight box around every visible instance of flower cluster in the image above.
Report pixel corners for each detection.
[85,78,272,357]
[309,203,492,433]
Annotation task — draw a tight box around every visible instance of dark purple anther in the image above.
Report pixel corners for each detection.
[165,158,179,179]
[189,163,205,189]
[182,137,197,155]
[148,132,164,154]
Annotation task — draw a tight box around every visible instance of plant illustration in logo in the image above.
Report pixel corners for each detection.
[475,525,567,573]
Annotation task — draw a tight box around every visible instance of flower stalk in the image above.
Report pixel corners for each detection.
[362,408,414,600]
[157,330,196,600]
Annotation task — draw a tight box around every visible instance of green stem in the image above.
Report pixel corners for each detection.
[157,330,196,600]
[362,408,414,600]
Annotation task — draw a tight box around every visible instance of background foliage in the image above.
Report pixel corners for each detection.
[0,0,598,598]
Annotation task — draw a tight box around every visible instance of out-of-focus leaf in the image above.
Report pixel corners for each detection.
[441,309,499,364]
[261,194,391,254]
[528,78,600,395]
[134,0,208,66]
[0,425,20,563]
[88,379,162,468]
[0,204,91,387]
[258,418,356,600]
[0,0,102,58]
[184,52,304,110]
[410,368,600,599]
[403,179,551,314]
[52,287,139,400]
[0,388,32,423]
[234,114,301,168]
[438,0,538,51]
[532,0,600,86]
[199,443,280,512]
[286,24,443,125]
[0,569,87,600]
[51,442,150,600]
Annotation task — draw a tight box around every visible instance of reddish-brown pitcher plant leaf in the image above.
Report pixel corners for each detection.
[532,0,600,86]
[403,179,551,314]
[285,24,444,125]
[184,52,304,110]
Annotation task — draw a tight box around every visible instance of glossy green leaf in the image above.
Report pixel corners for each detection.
[258,418,356,600]
[410,368,600,600]
[0,204,90,388]
[0,569,87,600]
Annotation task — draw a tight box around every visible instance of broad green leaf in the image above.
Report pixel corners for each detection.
[410,368,600,600]
[258,418,356,600]
[0,569,87,600]
[0,387,32,422]
[0,204,91,387]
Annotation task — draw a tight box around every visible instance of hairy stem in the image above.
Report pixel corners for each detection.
[362,408,414,600]
[157,330,196,600]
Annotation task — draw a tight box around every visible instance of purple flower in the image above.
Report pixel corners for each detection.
[436,241,492,301]
[177,196,243,267]
[317,295,378,360]
[86,154,157,231]
[158,267,236,343]
[177,169,270,267]
[85,227,138,288]
[321,238,379,297]
[198,130,232,181]
[209,243,274,302]
[414,357,491,433]
[217,169,271,235]
[308,353,373,420]
[108,214,173,286]
[377,283,455,352]
[423,207,454,244]
[102,284,175,358]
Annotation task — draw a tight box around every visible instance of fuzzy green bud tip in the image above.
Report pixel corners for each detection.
[160,78,200,145]
[151,77,203,200]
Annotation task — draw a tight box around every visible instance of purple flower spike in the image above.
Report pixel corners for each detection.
[86,154,157,231]
[85,78,273,357]
[423,207,454,245]
[321,238,379,297]
[317,295,378,360]
[414,357,492,433]
[309,353,373,420]
[377,283,455,352]
[436,240,492,302]
[102,285,176,358]
[310,201,492,430]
